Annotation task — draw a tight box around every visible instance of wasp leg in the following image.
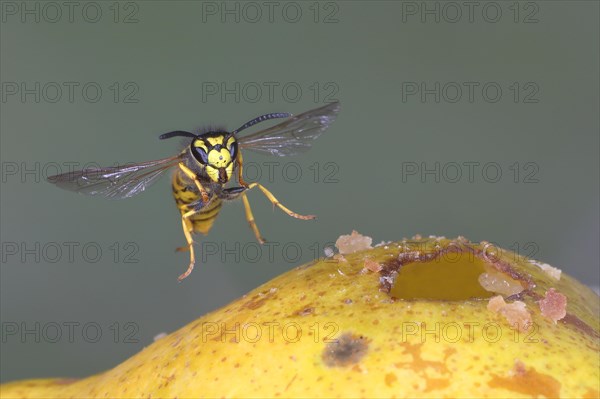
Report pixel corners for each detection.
[246,182,316,220]
[178,162,210,203]
[236,149,249,187]
[217,187,266,243]
[219,186,246,199]
[241,192,266,244]
[177,208,199,282]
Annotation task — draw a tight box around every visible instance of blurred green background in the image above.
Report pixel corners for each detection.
[1,0,598,383]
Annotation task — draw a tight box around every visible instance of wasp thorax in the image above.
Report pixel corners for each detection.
[191,133,238,184]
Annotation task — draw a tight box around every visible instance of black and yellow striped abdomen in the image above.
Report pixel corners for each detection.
[171,169,222,235]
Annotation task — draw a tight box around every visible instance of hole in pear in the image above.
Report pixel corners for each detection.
[390,250,523,300]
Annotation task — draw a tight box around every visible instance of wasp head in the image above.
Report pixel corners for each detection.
[190,132,238,184]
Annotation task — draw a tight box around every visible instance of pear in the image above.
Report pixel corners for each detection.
[2,235,598,398]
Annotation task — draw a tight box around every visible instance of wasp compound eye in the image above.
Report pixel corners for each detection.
[229,141,238,159]
[191,139,209,164]
[191,146,208,164]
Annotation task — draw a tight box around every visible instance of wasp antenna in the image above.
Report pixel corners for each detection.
[159,131,197,140]
[232,112,292,135]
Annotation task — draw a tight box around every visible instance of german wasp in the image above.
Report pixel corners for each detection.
[47,102,341,281]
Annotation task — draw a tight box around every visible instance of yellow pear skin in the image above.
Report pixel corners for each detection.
[1,236,598,398]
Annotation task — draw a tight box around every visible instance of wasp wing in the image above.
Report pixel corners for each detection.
[47,154,183,199]
[237,101,340,156]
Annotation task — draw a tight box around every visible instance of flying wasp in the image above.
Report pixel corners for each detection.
[47,101,341,281]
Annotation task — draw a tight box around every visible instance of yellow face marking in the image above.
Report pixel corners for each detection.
[193,139,208,152]
[205,148,233,183]
[206,136,224,146]
[226,136,236,148]
[207,148,231,168]
[205,165,219,183]
[225,162,234,181]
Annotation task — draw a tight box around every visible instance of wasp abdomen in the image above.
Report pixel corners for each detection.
[171,170,222,235]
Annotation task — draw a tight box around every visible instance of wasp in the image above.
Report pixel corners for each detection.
[47,102,340,281]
